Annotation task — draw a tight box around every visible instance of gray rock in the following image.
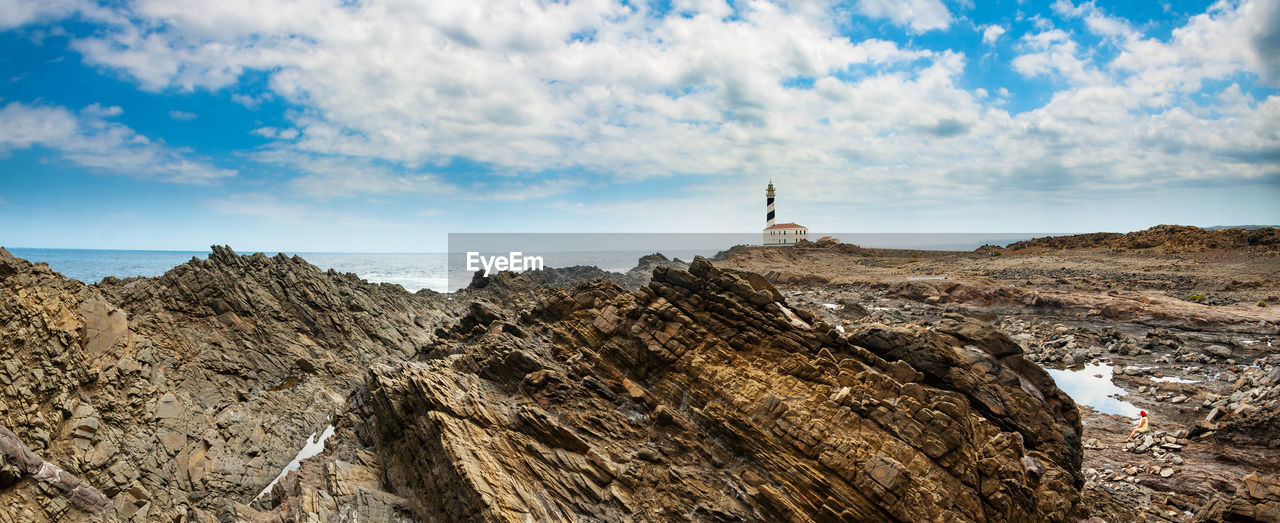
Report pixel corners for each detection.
[1204,345,1233,359]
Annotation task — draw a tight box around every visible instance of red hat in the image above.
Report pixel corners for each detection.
[1140,411,1147,416]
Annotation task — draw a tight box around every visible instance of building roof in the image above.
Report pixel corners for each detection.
[764,223,806,230]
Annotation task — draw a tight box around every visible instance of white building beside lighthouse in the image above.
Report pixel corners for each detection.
[762,181,807,245]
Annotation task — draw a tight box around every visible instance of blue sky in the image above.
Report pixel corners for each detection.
[1,0,1277,252]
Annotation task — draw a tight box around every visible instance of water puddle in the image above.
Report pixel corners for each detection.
[836,325,845,333]
[822,303,840,309]
[1046,363,1141,418]
[906,276,950,281]
[1151,376,1198,384]
[254,424,336,501]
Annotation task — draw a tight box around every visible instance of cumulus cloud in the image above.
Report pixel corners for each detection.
[168,110,197,121]
[856,0,953,32]
[1108,0,1278,99]
[981,24,1007,45]
[0,0,81,30]
[1011,27,1106,84]
[3,0,1276,211]
[0,102,235,183]
[1052,0,1138,41]
[1255,0,1280,83]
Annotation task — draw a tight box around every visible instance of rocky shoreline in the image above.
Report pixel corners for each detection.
[710,228,1279,523]
[0,226,1277,522]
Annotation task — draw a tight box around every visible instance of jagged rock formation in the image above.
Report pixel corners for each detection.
[360,257,1083,521]
[466,252,688,293]
[0,247,1084,521]
[1006,225,1280,253]
[0,246,444,520]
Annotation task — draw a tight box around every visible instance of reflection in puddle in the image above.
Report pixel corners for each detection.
[1046,363,1141,418]
[1152,376,1198,383]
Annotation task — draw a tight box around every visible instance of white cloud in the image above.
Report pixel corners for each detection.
[673,0,734,18]
[1256,0,1280,83]
[230,92,269,108]
[1112,0,1279,93]
[855,0,953,32]
[81,103,123,118]
[1053,0,1139,42]
[252,127,300,139]
[2,0,1274,212]
[1012,27,1107,84]
[168,110,197,121]
[0,102,235,183]
[0,0,80,30]
[981,24,1007,45]
[0,0,127,30]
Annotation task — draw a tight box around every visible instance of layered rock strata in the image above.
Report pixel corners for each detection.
[365,257,1083,521]
[0,247,1083,521]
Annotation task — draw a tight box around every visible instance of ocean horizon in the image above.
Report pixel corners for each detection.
[6,233,1049,293]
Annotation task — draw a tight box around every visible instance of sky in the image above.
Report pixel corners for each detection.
[0,0,1277,252]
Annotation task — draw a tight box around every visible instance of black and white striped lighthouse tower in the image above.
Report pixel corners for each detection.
[766,181,776,227]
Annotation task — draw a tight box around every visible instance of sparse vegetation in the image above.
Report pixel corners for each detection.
[908,258,919,263]
[1188,294,1206,303]
[1260,301,1269,307]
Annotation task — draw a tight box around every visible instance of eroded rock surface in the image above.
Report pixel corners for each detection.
[362,257,1083,521]
[0,246,444,520]
[0,248,1083,521]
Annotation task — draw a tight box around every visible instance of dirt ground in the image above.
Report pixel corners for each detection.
[713,244,1280,522]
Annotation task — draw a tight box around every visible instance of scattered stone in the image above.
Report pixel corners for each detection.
[1204,345,1233,359]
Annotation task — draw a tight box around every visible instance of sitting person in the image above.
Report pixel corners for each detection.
[1126,410,1150,441]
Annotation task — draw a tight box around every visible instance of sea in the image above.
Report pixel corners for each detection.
[7,233,1046,294]
[4,248,722,293]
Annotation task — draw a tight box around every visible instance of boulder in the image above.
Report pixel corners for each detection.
[1204,345,1233,359]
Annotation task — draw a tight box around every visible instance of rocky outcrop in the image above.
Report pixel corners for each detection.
[1194,472,1280,522]
[1,247,1084,521]
[466,252,689,294]
[0,246,445,520]
[1006,225,1280,253]
[364,256,1084,521]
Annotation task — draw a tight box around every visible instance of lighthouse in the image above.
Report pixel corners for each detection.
[766,181,776,227]
[762,181,808,246]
